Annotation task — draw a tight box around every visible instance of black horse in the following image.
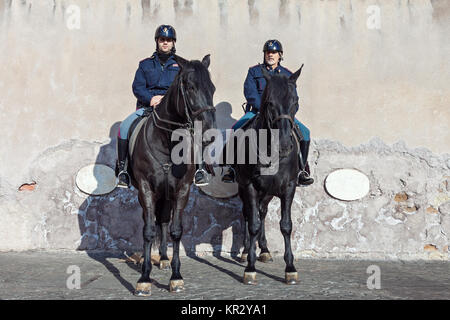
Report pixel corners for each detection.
[129,54,216,296]
[225,65,304,285]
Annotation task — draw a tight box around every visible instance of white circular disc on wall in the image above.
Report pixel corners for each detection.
[325,169,370,201]
[76,164,117,195]
[199,167,238,199]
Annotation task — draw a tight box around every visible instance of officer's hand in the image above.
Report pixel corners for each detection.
[150,95,164,107]
[141,107,153,117]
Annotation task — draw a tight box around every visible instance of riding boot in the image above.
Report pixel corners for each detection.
[115,138,130,188]
[221,166,235,183]
[194,162,210,187]
[297,140,314,186]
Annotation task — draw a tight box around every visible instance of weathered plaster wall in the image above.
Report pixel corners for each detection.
[0,0,449,258]
[1,137,449,260]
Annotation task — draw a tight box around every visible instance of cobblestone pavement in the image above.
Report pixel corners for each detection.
[0,251,449,300]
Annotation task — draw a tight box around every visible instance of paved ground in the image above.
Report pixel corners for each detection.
[0,250,449,300]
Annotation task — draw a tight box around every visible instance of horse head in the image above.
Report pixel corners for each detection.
[173,55,217,145]
[260,64,304,158]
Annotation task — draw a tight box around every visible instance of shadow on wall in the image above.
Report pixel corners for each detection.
[76,102,245,293]
[215,101,237,129]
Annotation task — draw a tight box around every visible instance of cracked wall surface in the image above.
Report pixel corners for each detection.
[0,137,448,260]
[0,0,449,259]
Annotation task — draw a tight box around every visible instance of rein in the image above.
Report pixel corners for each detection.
[152,75,215,134]
[247,107,299,169]
[147,70,215,199]
[270,113,300,160]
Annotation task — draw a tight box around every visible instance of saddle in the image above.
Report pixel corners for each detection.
[126,110,188,180]
[240,114,257,131]
[127,114,149,161]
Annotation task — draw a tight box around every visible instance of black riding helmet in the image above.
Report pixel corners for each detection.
[154,25,177,41]
[263,39,283,53]
[263,39,283,61]
[155,25,177,54]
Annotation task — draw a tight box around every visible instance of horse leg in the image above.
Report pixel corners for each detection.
[280,183,298,285]
[239,185,250,263]
[168,184,190,293]
[135,184,157,296]
[242,185,260,285]
[240,219,250,263]
[258,195,273,263]
[158,222,171,270]
[158,200,171,270]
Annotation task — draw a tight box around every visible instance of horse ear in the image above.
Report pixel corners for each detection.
[174,55,189,69]
[202,54,211,69]
[289,64,304,83]
[261,66,271,83]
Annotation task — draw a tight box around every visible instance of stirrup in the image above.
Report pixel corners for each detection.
[221,167,236,184]
[194,168,210,187]
[117,170,130,188]
[297,170,314,186]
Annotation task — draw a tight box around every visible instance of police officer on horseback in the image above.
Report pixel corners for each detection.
[222,39,314,186]
[116,25,211,188]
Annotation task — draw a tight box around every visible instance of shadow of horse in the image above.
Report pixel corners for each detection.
[76,121,177,294]
[76,121,143,294]
[179,101,286,284]
[77,101,278,294]
[179,101,243,261]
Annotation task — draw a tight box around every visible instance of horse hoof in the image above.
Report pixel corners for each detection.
[170,280,184,293]
[240,253,248,263]
[285,272,299,285]
[258,252,273,263]
[243,272,257,285]
[159,260,171,270]
[134,282,152,296]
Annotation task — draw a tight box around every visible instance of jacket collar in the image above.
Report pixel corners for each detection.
[152,51,177,66]
[262,62,282,74]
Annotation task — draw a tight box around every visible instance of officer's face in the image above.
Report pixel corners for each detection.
[157,37,174,53]
[264,51,281,68]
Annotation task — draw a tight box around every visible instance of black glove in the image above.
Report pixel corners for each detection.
[141,106,153,117]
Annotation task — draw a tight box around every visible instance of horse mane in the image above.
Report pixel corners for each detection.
[181,60,215,93]
[259,73,291,118]
[159,59,215,115]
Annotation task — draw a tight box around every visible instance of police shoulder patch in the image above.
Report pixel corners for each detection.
[249,64,262,74]
[140,56,154,65]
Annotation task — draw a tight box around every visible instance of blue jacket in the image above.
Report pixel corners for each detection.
[243,63,299,112]
[132,52,180,109]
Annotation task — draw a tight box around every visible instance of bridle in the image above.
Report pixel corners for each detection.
[269,114,295,129]
[146,70,215,199]
[263,103,299,158]
[265,101,295,135]
[152,72,215,135]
